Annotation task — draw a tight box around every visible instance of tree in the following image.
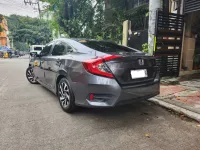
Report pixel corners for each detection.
[40,0,106,38]
[6,15,52,50]
[0,25,3,33]
[14,41,29,51]
[40,0,146,43]
[0,14,4,32]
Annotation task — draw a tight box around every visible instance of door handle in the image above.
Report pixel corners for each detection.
[56,59,61,66]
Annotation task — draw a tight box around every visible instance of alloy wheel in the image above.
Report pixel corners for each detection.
[58,82,70,108]
[26,68,36,83]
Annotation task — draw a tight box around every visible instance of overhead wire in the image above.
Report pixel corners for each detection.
[0,0,39,14]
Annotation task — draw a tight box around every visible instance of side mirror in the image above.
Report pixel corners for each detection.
[30,52,41,58]
[36,53,41,57]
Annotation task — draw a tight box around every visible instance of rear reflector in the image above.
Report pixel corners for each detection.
[82,55,121,78]
[89,94,94,101]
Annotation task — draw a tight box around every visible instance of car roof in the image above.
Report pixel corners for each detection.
[56,38,116,44]
[71,38,97,42]
[31,45,45,47]
[56,38,95,42]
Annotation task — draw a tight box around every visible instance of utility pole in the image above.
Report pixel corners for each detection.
[24,0,41,19]
[148,0,162,55]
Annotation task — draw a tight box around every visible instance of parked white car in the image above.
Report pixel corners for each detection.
[30,45,45,55]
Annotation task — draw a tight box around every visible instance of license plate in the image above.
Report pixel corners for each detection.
[34,61,39,67]
[131,69,148,79]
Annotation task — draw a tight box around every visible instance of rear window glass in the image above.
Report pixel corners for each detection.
[34,47,43,51]
[79,41,137,53]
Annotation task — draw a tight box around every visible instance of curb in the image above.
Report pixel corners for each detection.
[148,98,200,122]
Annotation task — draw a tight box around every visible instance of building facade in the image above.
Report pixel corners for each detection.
[0,15,9,47]
[106,0,200,76]
[174,0,200,73]
[105,0,149,50]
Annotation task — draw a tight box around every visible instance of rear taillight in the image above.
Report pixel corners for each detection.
[82,55,120,78]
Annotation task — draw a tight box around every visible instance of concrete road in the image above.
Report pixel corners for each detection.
[0,56,200,150]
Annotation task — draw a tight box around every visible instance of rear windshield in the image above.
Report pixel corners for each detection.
[79,41,137,53]
[34,47,43,51]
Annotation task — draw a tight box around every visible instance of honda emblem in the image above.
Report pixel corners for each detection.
[138,59,144,66]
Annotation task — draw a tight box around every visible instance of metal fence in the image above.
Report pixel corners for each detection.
[184,0,200,14]
[154,11,184,77]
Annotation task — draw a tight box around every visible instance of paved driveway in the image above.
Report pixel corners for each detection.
[0,56,200,150]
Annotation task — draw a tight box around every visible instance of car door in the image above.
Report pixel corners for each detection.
[34,43,53,84]
[45,41,72,90]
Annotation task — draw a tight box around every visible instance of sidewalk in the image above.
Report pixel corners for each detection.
[149,73,200,121]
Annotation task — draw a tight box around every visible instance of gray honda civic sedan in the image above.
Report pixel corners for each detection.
[26,38,160,113]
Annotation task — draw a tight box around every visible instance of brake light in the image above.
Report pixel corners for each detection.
[103,55,120,61]
[82,55,120,78]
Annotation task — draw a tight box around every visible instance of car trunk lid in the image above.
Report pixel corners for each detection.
[105,54,157,86]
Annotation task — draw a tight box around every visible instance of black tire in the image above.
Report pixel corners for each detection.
[57,78,76,113]
[26,67,38,84]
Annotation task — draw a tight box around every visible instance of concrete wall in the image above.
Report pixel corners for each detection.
[182,38,196,70]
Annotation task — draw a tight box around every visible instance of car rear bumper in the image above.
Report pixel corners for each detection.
[70,71,160,107]
[85,81,159,107]
[115,82,159,106]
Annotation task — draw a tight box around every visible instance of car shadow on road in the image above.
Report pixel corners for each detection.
[73,101,166,126]
[38,84,169,125]
[65,101,171,132]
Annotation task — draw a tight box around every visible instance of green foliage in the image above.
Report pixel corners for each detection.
[0,14,3,22]
[0,25,3,32]
[40,0,122,41]
[59,0,99,38]
[126,5,149,31]
[0,14,4,32]
[40,0,148,43]
[14,41,29,51]
[142,43,148,53]
[103,7,126,42]
[193,53,200,66]
[6,15,52,48]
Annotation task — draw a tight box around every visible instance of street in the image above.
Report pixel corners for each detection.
[0,57,200,150]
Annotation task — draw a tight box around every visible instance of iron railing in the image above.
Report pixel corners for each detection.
[154,11,184,77]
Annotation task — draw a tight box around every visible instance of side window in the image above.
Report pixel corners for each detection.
[51,42,73,56]
[40,44,52,56]
[52,42,66,56]
[66,45,73,53]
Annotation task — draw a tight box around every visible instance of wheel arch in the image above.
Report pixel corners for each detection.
[56,70,68,95]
